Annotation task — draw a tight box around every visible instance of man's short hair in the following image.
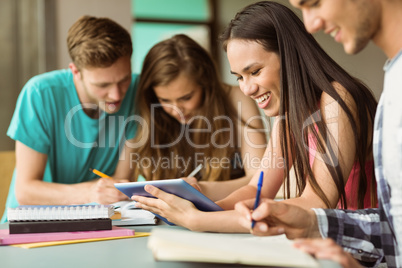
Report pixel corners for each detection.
[67,15,133,70]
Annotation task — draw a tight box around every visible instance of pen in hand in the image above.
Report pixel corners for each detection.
[251,171,264,231]
[89,168,112,179]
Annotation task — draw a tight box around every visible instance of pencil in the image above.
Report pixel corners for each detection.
[89,168,112,179]
[251,171,264,231]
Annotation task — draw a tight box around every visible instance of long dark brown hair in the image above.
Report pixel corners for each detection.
[220,1,377,209]
[133,34,241,182]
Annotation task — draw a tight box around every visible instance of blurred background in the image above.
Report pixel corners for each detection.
[0,0,386,151]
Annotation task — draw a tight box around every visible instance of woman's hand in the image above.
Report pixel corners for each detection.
[132,185,201,229]
[181,177,202,192]
[294,238,362,268]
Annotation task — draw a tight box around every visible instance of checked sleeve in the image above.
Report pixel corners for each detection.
[313,208,393,267]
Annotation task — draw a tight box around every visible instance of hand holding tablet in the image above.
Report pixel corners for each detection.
[114,179,223,224]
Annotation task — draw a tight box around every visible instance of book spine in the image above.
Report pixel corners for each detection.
[9,219,112,234]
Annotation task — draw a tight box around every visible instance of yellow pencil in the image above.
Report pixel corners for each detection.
[89,168,112,179]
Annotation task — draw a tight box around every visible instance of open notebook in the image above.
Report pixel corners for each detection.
[112,201,157,226]
[148,227,319,267]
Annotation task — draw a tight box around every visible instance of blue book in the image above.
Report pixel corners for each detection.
[114,179,223,225]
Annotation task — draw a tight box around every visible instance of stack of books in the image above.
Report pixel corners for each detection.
[7,204,114,234]
[0,226,138,248]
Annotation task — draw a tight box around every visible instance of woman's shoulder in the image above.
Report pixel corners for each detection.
[320,81,356,109]
[319,82,360,128]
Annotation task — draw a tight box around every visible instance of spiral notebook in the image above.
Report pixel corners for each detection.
[8,204,114,234]
[8,204,114,221]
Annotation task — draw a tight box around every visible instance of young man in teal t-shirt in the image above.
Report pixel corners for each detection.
[2,16,138,222]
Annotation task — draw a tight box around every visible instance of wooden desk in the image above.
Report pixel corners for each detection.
[0,151,15,217]
[0,223,341,268]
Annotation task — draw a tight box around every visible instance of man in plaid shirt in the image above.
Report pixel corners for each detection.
[235,0,402,267]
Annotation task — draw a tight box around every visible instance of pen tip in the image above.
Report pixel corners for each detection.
[89,168,93,171]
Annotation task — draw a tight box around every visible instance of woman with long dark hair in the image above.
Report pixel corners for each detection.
[132,2,377,232]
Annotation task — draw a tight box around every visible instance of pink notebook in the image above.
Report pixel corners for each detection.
[0,226,135,245]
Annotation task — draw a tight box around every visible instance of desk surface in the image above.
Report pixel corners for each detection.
[0,223,341,268]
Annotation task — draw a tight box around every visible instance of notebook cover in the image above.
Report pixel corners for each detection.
[8,218,112,234]
[0,226,135,245]
[12,232,150,249]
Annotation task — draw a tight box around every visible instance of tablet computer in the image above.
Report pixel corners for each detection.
[114,179,223,224]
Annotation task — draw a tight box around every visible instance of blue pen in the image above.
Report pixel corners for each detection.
[251,171,264,230]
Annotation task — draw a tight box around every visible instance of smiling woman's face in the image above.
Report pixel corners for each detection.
[153,72,203,124]
[227,39,281,117]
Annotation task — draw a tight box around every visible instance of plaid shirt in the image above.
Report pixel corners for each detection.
[314,51,402,268]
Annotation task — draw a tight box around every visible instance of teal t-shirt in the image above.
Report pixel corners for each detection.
[1,69,139,222]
